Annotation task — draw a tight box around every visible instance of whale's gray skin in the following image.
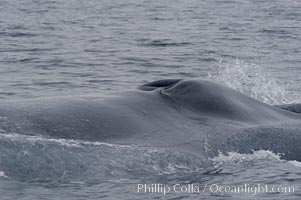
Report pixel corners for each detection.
[0,79,301,161]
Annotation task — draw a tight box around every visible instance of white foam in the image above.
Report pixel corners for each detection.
[288,160,301,168]
[208,58,299,105]
[212,150,282,164]
[0,171,8,178]
[211,150,301,170]
[0,133,131,148]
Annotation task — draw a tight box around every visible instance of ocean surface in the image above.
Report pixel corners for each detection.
[0,0,300,199]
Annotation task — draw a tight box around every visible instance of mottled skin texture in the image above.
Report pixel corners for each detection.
[1,79,301,161]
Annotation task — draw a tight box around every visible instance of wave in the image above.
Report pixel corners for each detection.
[208,58,299,105]
[0,133,214,182]
[0,171,8,178]
[0,133,131,148]
[288,160,301,168]
[0,132,300,183]
[212,150,282,163]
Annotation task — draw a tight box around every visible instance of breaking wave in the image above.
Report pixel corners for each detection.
[208,58,299,105]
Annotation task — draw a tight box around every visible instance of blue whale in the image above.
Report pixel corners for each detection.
[0,79,300,161]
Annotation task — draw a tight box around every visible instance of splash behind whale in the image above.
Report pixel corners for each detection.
[0,79,300,161]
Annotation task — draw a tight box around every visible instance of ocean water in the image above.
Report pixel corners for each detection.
[0,0,300,199]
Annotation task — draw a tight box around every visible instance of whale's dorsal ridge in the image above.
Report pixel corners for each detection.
[1,78,301,162]
[138,79,182,91]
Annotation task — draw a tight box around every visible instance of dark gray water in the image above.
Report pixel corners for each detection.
[1,0,301,100]
[0,0,301,199]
